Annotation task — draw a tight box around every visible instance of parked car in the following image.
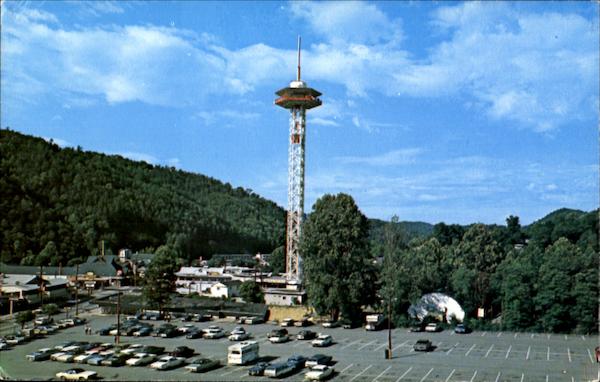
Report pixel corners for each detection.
[312,334,333,347]
[321,320,339,328]
[194,314,212,322]
[26,347,57,361]
[305,354,332,368]
[186,329,204,339]
[101,353,130,366]
[185,358,219,373]
[121,344,144,355]
[268,328,289,343]
[96,326,116,336]
[126,353,156,366]
[229,327,250,341]
[139,345,165,355]
[160,328,180,338]
[287,355,307,370]
[294,318,311,327]
[0,342,9,351]
[409,323,425,332]
[203,326,226,339]
[53,351,79,363]
[74,353,96,364]
[86,354,108,366]
[150,355,186,370]
[34,316,53,326]
[413,339,434,352]
[454,324,471,334]
[133,326,153,337]
[170,346,194,358]
[177,324,196,334]
[425,323,442,332]
[248,361,271,376]
[297,330,317,340]
[280,318,295,327]
[5,335,26,345]
[341,319,360,329]
[244,317,263,325]
[305,365,334,380]
[55,368,97,381]
[264,362,294,378]
[237,316,248,324]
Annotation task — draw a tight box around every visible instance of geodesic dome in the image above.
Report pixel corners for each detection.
[408,293,465,323]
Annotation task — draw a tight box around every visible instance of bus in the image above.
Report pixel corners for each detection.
[227,341,259,365]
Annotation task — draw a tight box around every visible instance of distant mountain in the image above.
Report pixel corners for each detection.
[368,218,434,244]
[524,208,598,248]
[0,129,285,266]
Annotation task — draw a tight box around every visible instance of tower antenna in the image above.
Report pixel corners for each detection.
[297,36,301,81]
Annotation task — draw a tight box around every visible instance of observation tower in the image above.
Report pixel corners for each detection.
[274,37,322,283]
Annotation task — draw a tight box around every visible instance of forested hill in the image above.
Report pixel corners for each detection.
[0,129,285,266]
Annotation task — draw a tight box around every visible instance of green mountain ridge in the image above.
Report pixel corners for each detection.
[1,129,596,266]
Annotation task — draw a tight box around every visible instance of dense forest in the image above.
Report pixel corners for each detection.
[0,129,285,266]
[378,209,599,334]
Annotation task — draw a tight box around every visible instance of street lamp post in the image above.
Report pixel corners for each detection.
[386,297,392,359]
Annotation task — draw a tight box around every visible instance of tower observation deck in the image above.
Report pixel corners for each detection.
[274,37,322,283]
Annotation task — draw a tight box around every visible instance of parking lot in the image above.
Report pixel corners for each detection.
[1,313,597,381]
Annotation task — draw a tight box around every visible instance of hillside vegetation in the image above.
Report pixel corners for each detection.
[0,129,285,265]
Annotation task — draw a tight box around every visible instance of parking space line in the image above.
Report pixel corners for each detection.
[547,346,550,361]
[514,332,518,338]
[358,340,377,350]
[567,347,571,362]
[373,365,391,382]
[546,375,549,382]
[340,363,354,374]
[485,344,494,358]
[505,345,512,359]
[564,334,567,340]
[526,346,531,360]
[481,331,486,337]
[495,372,502,382]
[581,335,586,341]
[588,348,595,363]
[420,367,434,382]
[349,365,372,382]
[445,369,455,382]
[374,342,387,351]
[396,366,413,382]
[465,344,476,356]
[520,373,525,382]
[497,332,502,337]
[547,334,550,340]
[220,368,238,377]
[392,340,409,352]
[342,339,362,349]
[531,333,534,339]
[469,370,478,382]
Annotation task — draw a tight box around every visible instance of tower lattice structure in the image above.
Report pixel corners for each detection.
[274,37,322,283]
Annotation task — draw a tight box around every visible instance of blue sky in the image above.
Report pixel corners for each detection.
[1,1,598,225]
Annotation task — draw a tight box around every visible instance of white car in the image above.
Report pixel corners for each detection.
[55,368,97,381]
[203,326,225,339]
[425,323,441,332]
[280,318,295,327]
[121,344,144,355]
[53,352,78,363]
[74,353,96,364]
[150,355,186,370]
[228,327,250,341]
[177,324,196,334]
[5,335,26,345]
[305,365,334,380]
[126,353,156,366]
[311,334,333,347]
[269,333,289,343]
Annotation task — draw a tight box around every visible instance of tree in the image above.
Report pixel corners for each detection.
[16,310,35,329]
[239,281,264,303]
[41,303,60,317]
[300,193,377,322]
[269,245,285,274]
[142,245,179,315]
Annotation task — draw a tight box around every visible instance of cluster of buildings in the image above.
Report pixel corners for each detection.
[0,249,306,314]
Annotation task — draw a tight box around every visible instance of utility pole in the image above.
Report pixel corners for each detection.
[39,265,44,308]
[75,263,79,316]
[387,297,392,359]
[115,292,121,344]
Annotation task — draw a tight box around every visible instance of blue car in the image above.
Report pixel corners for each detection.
[86,354,107,365]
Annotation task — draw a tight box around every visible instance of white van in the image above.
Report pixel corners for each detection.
[227,341,259,365]
[264,362,294,378]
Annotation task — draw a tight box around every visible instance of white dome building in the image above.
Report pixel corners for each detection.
[408,293,465,323]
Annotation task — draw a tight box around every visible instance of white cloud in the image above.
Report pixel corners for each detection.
[336,148,422,166]
[42,136,70,147]
[289,2,403,45]
[309,117,339,127]
[1,2,597,133]
[194,110,261,126]
[115,151,158,164]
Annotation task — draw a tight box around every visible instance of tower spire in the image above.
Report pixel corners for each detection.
[297,35,301,81]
